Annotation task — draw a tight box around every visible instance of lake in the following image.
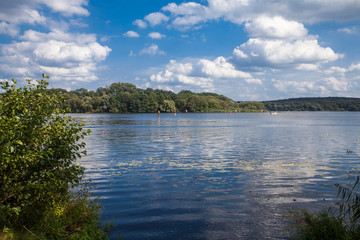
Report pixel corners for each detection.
[72,112,360,239]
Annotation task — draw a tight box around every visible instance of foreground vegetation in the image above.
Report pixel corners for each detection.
[263,97,360,111]
[0,76,110,239]
[48,82,266,113]
[290,172,360,239]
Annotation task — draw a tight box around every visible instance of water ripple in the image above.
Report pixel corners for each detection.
[72,112,360,239]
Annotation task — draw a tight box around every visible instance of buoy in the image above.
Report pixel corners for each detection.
[101,131,104,134]
[158,110,160,117]
[229,112,231,116]
[174,112,176,116]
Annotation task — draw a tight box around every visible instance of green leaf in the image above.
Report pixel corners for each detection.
[14,140,23,145]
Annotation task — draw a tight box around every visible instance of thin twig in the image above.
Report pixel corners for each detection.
[23,225,42,240]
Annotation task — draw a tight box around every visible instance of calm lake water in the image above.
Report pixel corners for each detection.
[72,112,360,239]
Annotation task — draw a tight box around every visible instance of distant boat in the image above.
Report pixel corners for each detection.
[270,111,278,115]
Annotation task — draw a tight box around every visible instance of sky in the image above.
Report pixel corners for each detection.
[0,0,360,101]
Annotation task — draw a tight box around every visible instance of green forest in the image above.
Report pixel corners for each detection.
[3,81,360,113]
[49,82,266,113]
[263,97,360,111]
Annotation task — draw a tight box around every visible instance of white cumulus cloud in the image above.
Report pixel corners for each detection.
[324,66,348,76]
[145,0,360,29]
[133,19,147,28]
[349,63,360,71]
[232,16,341,69]
[149,57,259,93]
[245,16,308,40]
[138,1,359,99]
[162,2,211,28]
[123,31,140,38]
[234,38,340,66]
[0,29,111,82]
[140,44,165,55]
[273,80,316,93]
[0,22,19,37]
[324,77,349,91]
[198,57,252,79]
[0,0,111,90]
[40,0,89,17]
[148,32,166,39]
[144,12,169,26]
[0,0,88,31]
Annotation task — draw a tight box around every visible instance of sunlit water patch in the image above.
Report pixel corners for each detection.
[73,112,360,239]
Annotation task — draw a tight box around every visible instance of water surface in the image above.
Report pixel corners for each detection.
[73,112,360,239]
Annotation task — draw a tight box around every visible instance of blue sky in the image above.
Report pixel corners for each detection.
[0,0,360,101]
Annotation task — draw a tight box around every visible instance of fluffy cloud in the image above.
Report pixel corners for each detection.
[40,0,89,17]
[270,68,355,97]
[296,64,319,71]
[0,0,111,89]
[245,16,308,39]
[148,32,166,39]
[0,22,19,37]
[140,1,358,99]
[148,0,360,29]
[144,12,169,26]
[349,63,360,71]
[231,16,341,69]
[150,57,259,93]
[233,38,340,66]
[273,80,316,93]
[0,0,88,32]
[162,2,211,28]
[324,77,349,92]
[198,57,252,79]
[0,29,111,82]
[140,44,165,55]
[0,8,46,28]
[150,60,213,91]
[123,31,140,38]
[324,66,348,76]
[133,19,147,28]
[32,40,109,63]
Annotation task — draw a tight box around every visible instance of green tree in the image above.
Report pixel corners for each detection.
[0,76,91,230]
[160,100,177,113]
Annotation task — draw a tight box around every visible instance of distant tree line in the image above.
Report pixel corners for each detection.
[263,97,360,111]
[47,82,266,113]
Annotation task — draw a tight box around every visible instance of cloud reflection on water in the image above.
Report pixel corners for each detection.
[73,112,360,239]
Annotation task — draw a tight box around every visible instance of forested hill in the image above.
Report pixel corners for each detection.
[36,83,360,112]
[49,82,266,113]
[263,97,360,111]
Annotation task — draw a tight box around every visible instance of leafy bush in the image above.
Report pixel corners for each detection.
[0,75,110,239]
[38,185,112,240]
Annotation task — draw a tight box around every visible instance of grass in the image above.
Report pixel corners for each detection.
[0,187,115,240]
[289,209,350,240]
[289,172,360,240]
